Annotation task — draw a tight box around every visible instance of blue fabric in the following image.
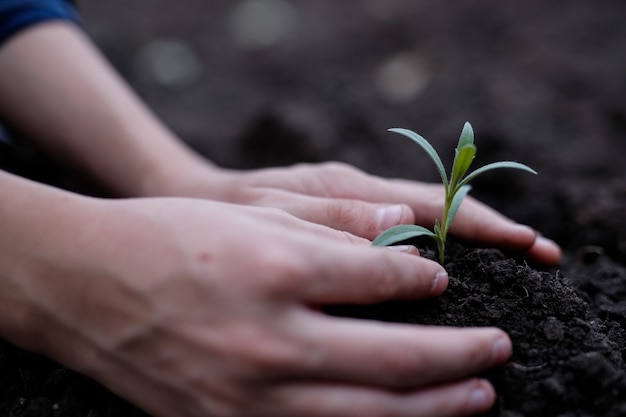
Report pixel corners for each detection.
[0,0,80,144]
[0,0,80,46]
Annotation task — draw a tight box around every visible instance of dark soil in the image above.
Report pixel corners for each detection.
[333,242,626,417]
[2,0,626,416]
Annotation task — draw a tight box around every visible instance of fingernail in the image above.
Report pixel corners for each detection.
[430,271,448,295]
[376,205,404,231]
[468,381,493,412]
[492,336,512,362]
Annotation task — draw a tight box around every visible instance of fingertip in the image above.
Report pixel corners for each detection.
[507,224,562,266]
[491,333,512,364]
[429,270,449,296]
[536,236,562,262]
[467,379,497,414]
[527,235,562,266]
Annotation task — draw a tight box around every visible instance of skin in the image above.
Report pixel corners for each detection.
[0,20,561,417]
[1,171,509,417]
[150,161,561,265]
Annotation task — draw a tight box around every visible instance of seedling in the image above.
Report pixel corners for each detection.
[372,122,536,264]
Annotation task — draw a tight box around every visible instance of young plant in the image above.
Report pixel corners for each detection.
[372,122,536,264]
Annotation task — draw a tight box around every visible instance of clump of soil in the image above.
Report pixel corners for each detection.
[439,247,626,417]
[335,242,626,417]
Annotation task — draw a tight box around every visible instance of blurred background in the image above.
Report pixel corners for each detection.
[77,0,626,244]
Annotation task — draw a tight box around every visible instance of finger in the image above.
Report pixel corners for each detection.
[300,243,447,304]
[449,198,535,247]
[289,315,511,389]
[238,166,562,265]
[244,187,415,240]
[261,378,496,417]
[451,199,562,266]
[329,177,562,266]
[243,203,372,246]
[524,235,562,267]
[359,179,534,247]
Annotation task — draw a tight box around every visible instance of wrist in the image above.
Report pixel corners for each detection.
[136,147,235,200]
[0,172,97,353]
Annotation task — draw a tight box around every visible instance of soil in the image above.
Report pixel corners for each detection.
[2,0,626,416]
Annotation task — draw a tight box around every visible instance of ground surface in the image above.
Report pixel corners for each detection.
[1,0,626,416]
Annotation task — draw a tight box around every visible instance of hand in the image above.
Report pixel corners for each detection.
[9,195,511,417]
[152,161,561,266]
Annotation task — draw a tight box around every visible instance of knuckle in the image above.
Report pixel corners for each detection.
[338,230,366,245]
[256,253,307,294]
[246,346,296,374]
[226,327,301,375]
[320,162,363,188]
[466,337,493,364]
[365,259,402,301]
[296,337,331,372]
[370,269,398,300]
[326,199,363,226]
[321,161,357,175]
[378,345,426,386]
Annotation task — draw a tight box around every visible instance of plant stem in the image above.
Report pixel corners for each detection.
[437,237,445,264]
[437,190,453,264]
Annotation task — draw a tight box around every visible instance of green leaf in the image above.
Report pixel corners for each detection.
[389,128,449,187]
[457,122,475,149]
[450,123,476,187]
[371,224,437,247]
[450,143,476,188]
[433,219,442,236]
[458,161,536,190]
[443,185,472,235]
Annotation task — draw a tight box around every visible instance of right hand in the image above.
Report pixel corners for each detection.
[12,196,511,417]
[148,161,561,266]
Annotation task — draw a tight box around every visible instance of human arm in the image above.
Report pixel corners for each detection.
[0,21,560,266]
[0,20,207,198]
[0,169,510,417]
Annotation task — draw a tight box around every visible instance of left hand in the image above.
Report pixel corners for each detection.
[150,161,561,266]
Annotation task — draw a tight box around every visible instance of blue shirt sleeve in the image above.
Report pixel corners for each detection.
[0,0,80,46]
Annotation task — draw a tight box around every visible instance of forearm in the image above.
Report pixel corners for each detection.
[0,169,162,373]
[0,170,93,352]
[0,22,213,197]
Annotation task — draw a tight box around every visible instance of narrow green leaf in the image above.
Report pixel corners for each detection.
[443,185,472,235]
[458,161,536,190]
[457,122,475,148]
[389,128,449,187]
[450,143,476,189]
[371,224,437,247]
[434,219,442,235]
[433,219,443,241]
[450,123,476,187]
